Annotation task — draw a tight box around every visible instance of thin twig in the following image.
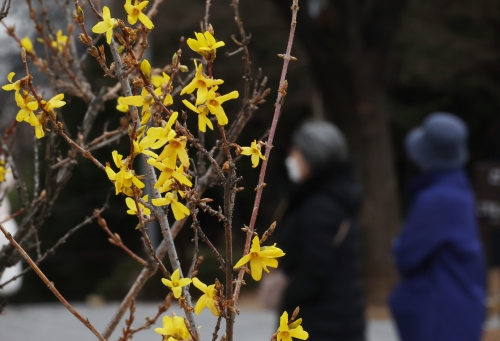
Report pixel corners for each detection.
[0,206,106,289]
[94,209,147,267]
[0,223,106,341]
[233,0,300,306]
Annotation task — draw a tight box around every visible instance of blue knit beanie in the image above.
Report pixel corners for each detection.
[405,112,468,170]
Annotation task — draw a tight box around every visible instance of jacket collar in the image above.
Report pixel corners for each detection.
[408,168,468,198]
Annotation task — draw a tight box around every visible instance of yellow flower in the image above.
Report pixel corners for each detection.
[125,195,151,215]
[154,314,190,340]
[51,30,68,52]
[152,72,174,106]
[182,100,213,132]
[152,191,190,221]
[20,36,33,53]
[26,113,45,139]
[124,0,154,29]
[240,140,266,168]
[192,277,219,316]
[0,159,8,182]
[180,61,224,105]
[147,160,192,190]
[161,268,192,299]
[140,59,151,80]
[277,311,309,341]
[15,90,38,123]
[144,111,178,149]
[92,6,118,44]
[133,136,158,158]
[116,96,129,113]
[156,136,190,170]
[205,86,239,126]
[2,72,21,92]
[120,88,154,114]
[42,93,66,113]
[187,31,225,60]
[105,150,145,196]
[233,236,285,281]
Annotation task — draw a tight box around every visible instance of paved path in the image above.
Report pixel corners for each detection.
[0,302,398,341]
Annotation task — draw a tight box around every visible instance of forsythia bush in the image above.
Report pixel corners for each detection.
[0,1,304,341]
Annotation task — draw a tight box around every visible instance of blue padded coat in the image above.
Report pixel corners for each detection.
[389,169,486,341]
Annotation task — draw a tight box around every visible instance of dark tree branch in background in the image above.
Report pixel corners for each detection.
[0,0,11,21]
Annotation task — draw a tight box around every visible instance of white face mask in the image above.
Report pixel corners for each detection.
[285,156,303,183]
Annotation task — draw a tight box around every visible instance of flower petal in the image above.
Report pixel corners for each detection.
[161,278,172,288]
[139,12,154,29]
[233,253,251,269]
[195,294,208,314]
[172,286,182,298]
[250,256,263,281]
[192,277,208,293]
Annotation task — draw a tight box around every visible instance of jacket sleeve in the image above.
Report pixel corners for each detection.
[394,191,464,276]
[281,194,345,309]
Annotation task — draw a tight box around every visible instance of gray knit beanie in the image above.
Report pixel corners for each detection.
[292,120,348,172]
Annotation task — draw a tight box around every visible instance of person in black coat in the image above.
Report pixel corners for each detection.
[277,120,366,341]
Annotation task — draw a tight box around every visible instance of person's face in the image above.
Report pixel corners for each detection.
[285,148,311,183]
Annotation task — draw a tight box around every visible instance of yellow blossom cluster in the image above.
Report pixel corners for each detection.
[91,1,153,45]
[2,72,65,139]
[154,313,190,341]
[277,311,309,341]
[19,29,68,55]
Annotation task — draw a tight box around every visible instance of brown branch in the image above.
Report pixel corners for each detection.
[0,206,105,289]
[0,0,11,21]
[94,209,147,267]
[0,223,106,341]
[118,295,172,341]
[188,205,225,268]
[204,0,211,31]
[233,0,300,306]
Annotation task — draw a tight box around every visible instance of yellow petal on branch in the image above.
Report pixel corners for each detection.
[277,311,309,341]
[43,93,66,112]
[15,91,38,123]
[234,236,285,281]
[154,314,190,340]
[152,191,190,221]
[20,36,33,53]
[91,6,118,44]
[140,59,151,80]
[187,31,225,60]
[180,61,224,105]
[240,140,266,168]
[161,268,192,299]
[182,100,213,132]
[2,72,21,91]
[192,277,219,316]
[116,96,129,113]
[205,86,238,126]
[125,195,150,215]
[124,0,154,29]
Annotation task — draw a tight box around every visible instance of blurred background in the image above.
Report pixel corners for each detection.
[1,0,500,331]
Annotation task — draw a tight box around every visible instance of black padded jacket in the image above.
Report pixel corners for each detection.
[277,167,366,341]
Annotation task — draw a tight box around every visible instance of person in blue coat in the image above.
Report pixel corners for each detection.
[389,112,486,341]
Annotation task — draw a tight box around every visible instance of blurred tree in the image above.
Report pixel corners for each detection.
[273,0,409,302]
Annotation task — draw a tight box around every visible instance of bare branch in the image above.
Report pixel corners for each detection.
[0,223,106,341]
